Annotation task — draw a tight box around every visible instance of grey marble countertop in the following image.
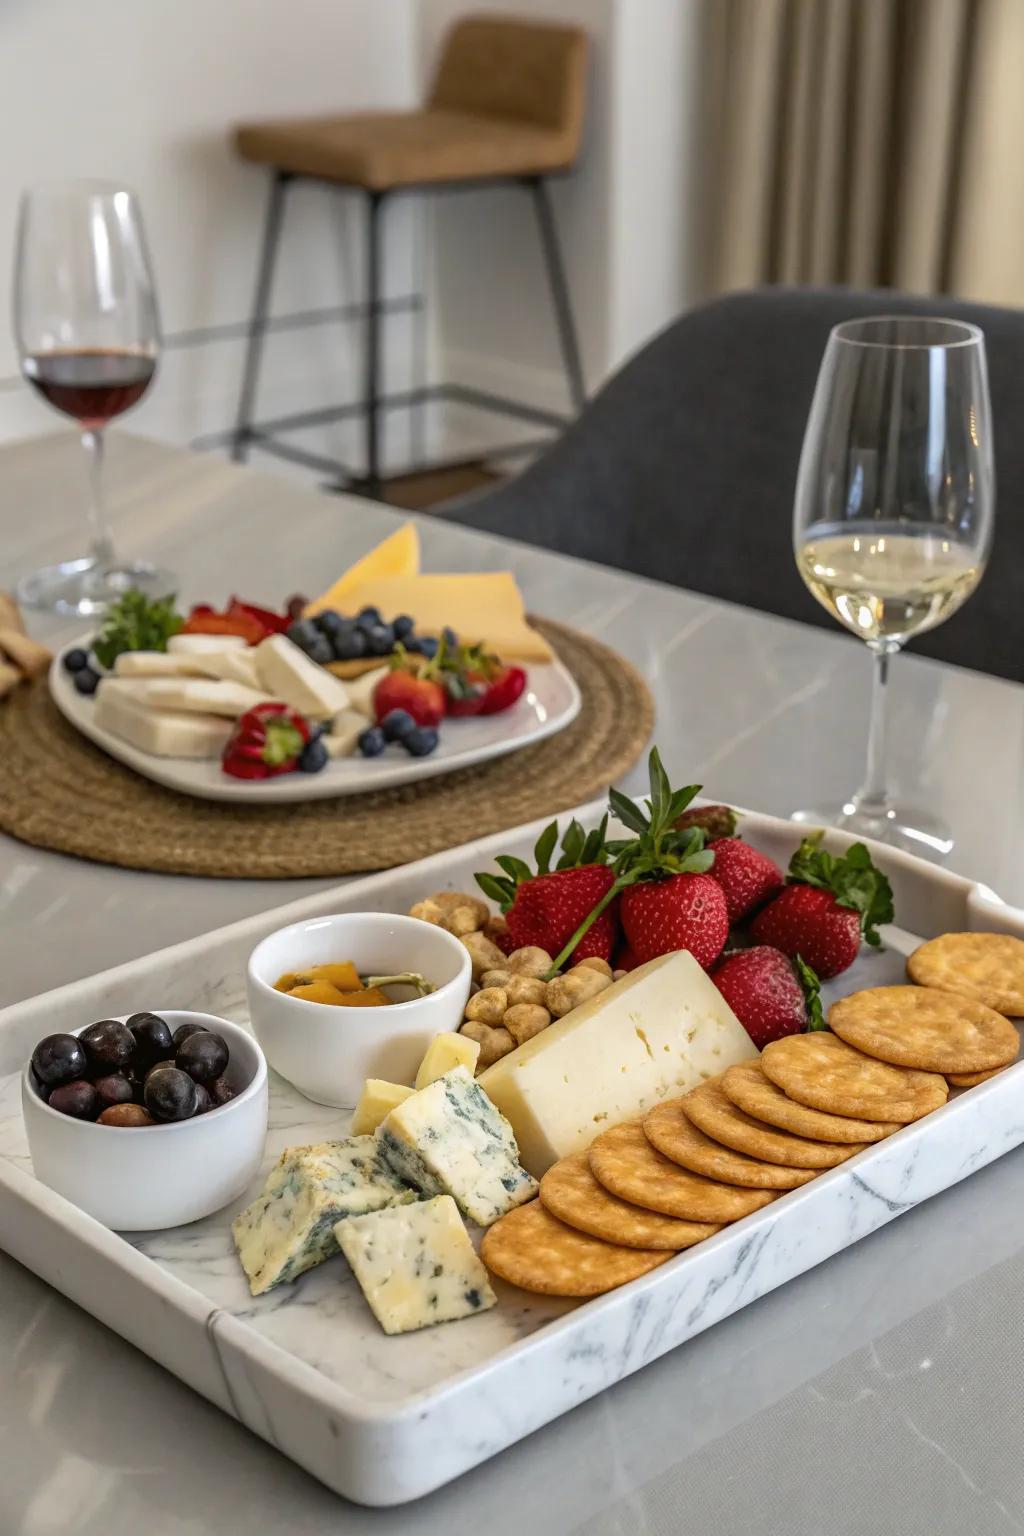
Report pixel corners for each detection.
[2,432,1023,1534]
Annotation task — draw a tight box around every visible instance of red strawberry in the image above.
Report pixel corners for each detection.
[620,872,728,970]
[751,832,895,979]
[708,838,783,924]
[674,804,738,840]
[712,946,823,1047]
[373,668,445,728]
[506,864,619,962]
[614,940,640,972]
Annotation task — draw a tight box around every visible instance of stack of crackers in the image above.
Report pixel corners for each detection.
[0,593,51,699]
[482,932,1023,1299]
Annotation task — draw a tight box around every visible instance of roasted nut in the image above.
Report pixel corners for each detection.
[505,974,548,1008]
[481,968,514,990]
[482,913,510,948]
[460,1019,515,1069]
[545,966,613,1017]
[441,905,481,937]
[461,931,507,978]
[507,946,553,978]
[431,891,490,927]
[503,1003,551,1045]
[576,956,613,978]
[465,987,508,1025]
[409,898,446,926]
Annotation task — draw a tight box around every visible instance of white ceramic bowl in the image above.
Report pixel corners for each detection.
[246,912,473,1107]
[22,1011,268,1232]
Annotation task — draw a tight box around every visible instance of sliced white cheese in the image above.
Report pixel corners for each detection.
[345,665,388,719]
[168,634,247,655]
[95,682,233,759]
[140,678,273,717]
[479,950,759,1176]
[113,651,202,678]
[187,648,263,689]
[336,1194,496,1335]
[324,707,366,758]
[255,634,350,721]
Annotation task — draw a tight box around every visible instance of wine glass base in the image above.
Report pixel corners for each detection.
[17,557,176,618]
[791,799,953,862]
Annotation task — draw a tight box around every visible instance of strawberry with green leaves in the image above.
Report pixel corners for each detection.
[712,946,825,1048]
[475,817,619,964]
[750,831,894,979]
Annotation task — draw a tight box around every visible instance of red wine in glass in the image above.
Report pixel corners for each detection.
[23,348,156,430]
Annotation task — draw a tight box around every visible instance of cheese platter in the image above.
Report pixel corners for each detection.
[1,771,1023,1506]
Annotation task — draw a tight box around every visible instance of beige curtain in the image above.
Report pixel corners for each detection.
[707,0,1024,305]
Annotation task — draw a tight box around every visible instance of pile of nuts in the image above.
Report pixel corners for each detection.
[409,891,625,1069]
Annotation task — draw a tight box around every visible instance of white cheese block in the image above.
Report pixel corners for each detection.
[479,951,759,1176]
[140,678,273,717]
[377,1066,537,1227]
[113,650,202,678]
[324,707,367,758]
[187,648,263,689]
[336,1194,496,1335]
[351,1080,415,1137]
[415,1031,480,1089]
[95,682,233,759]
[255,634,350,721]
[232,1137,417,1296]
[168,634,247,655]
[345,665,388,719]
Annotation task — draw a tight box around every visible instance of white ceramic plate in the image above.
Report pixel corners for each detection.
[49,642,582,802]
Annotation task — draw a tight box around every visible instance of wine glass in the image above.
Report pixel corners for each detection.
[13,180,174,616]
[792,315,995,858]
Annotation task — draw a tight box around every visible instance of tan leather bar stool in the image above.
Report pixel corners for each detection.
[231,14,588,496]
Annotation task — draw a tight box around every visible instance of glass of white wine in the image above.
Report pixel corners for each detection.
[793,316,994,857]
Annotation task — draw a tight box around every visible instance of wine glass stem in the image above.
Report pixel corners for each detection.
[856,641,898,815]
[82,428,115,571]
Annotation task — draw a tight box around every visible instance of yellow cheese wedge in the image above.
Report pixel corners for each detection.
[305,522,420,616]
[351,1079,415,1137]
[323,573,553,663]
[415,1031,481,1090]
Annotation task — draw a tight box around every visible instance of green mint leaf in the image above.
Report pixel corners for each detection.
[92,588,182,669]
[533,821,559,876]
[794,955,826,1029]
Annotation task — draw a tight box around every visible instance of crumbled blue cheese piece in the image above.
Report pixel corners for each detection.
[232,1136,417,1296]
[377,1066,538,1227]
[336,1194,497,1334]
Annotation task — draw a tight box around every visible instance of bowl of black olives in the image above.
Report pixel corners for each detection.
[22,1010,268,1230]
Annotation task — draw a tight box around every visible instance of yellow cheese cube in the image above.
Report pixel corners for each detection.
[415,1031,481,1091]
[351,1079,415,1137]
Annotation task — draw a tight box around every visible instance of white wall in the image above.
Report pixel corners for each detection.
[0,0,422,471]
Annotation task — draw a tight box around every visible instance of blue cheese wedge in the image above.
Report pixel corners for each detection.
[377,1066,538,1227]
[336,1194,496,1334]
[232,1136,416,1296]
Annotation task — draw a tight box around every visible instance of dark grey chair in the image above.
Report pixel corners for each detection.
[437,287,1024,682]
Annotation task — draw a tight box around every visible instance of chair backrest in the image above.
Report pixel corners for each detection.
[441,287,1024,683]
[429,14,587,156]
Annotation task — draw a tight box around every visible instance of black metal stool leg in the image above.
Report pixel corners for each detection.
[232,171,290,462]
[362,189,385,496]
[529,176,586,412]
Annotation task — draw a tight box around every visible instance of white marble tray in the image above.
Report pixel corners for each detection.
[1,805,1022,1507]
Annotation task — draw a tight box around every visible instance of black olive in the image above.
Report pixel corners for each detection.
[48,1080,101,1120]
[176,1032,229,1084]
[144,1065,198,1122]
[80,1019,135,1073]
[31,1034,87,1088]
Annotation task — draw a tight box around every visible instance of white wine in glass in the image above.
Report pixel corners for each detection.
[792,316,994,857]
[13,181,173,616]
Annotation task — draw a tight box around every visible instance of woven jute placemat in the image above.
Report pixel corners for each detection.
[0,619,653,879]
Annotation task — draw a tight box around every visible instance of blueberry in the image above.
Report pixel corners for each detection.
[79,1018,135,1073]
[356,605,382,627]
[366,623,396,657]
[144,1065,198,1122]
[49,1080,101,1120]
[176,1031,229,1084]
[441,627,458,650]
[392,615,415,641]
[404,725,440,757]
[314,610,344,638]
[73,666,100,696]
[333,627,368,661]
[286,619,322,653]
[127,1012,174,1065]
[31,1033,87,1088]
[381,708,416,743]
[417,636,439,660]
[172,1021,208,1050]
[358,725,387,758]
[306,635,335,666]
[298,737,329,774]
[63,647,90,674]
[404,636,425,654]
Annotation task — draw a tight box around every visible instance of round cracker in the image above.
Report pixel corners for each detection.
[830,985,1019,1075]
[588,1121,776,1222]
[683,1077,866,1168]
[947,1065,1004,1088]
[722,1061,899,1143]
[761,1032,947,1121]
[479,1199,670,1296]
[908,932,1024,1016]
[541,1153,720,1250]
[644,1099,818,1189]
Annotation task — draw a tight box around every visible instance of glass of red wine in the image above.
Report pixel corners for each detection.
[13,180,173,615]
